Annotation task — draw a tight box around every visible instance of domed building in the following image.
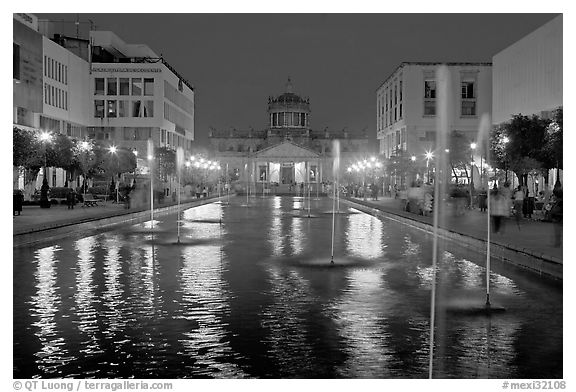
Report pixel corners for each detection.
[209,79,371,194]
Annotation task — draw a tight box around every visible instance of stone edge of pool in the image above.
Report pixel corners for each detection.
[12,196,228,249]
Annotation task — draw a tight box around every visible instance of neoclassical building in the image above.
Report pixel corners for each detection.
[209,79,371,193]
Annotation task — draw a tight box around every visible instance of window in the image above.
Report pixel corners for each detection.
[95,78,104,95]
[107,78,117,95]
[424,80,436,98]
[144,78,154,95]
[259,166,267,181]
[64,65,67,85]
[132,100,142,117]
[424,80,436,116]
[161,129,166,143]
[143,100,154,117]
[44,83,48,104]
[43,55,47,77]
[394,84,397,105]
[94,100,104,118]
[107,100,117,117]
[399,80,403,101]
[51,59,54,79]
[65,91,68,110]
[51,85,55,106]
[58,63,61,82]
[400,103,403,119]
[461,100,476,116]
[118,100,129,117]
[132,78,142,95]
[119,78,130,95]
[461,81,476,116]
[310,165,317,182]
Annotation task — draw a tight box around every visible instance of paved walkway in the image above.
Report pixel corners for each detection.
[12,196,218,236]
[345,196,562,264]
[13,195,562,266]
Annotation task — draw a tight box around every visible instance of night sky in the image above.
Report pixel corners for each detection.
[36,13,558,147]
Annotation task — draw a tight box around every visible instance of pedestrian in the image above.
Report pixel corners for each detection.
[300,182,304,197]
[478,186,488,212]
[551,182,562,247]
[66,188,76,209]
[202,186,208,198]
[371,183,378,200]
[490,187,508,233]
[195,184,201,199]
[513,185,524,228]
[13,190,23,216]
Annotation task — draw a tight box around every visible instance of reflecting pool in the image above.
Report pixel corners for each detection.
[13,196,562,378]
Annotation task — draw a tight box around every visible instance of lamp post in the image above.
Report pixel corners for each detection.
[108,146,120,203]
[502,136,509,183]
[470,142,477,208]
[79,141,92,204]
[425,151,433,184]
[39,132,52,208]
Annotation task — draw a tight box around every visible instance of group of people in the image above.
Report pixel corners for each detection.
[345,183,380,200]
[489,181,562,246]
[194,184,209,199]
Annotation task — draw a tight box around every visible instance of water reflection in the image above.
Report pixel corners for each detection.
[178,241,246,377]
[262,266,315,377]
[330,269,393,377]
[345,212,383,259]
[29,245,69,375]
[73,236,102,355]
[289,216,304,255]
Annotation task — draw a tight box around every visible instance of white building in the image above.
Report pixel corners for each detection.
[492,15,562,125]
[492,14,562,188]
[14,16,195,194]
[376,62,492,160]
[88,31,195,164]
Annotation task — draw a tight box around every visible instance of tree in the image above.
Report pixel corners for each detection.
[155,147,176,182]
[13,127,43,197]
[448,131,474,184]
[490,114,550,186]
[542,107,563,182]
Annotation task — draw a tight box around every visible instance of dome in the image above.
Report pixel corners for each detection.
[276,92,306,104]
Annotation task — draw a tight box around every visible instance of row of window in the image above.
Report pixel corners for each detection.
[271,112,308,127]
[94,99,154,118]
[385,129,407,158]
[160,129,186,148]
[378,79,478,127]
[44,55,67,85]
[164,80,194,116]
[44,83,68,110]
[378,79,404,129]
[164,102,193,133]
[95,77,154,96]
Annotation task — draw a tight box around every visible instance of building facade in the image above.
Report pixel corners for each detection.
[492,15,562,125]
[13,15,195,194]
[210,79,371,193]
[492,15,562,188]
[376,62,492,160]
[88,31,195,163]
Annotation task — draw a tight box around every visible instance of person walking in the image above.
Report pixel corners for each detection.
[13,190,23,216]
[513,185,524,229]
[66,188,76,210]
[490,187,508,233]
[195,184,201,199]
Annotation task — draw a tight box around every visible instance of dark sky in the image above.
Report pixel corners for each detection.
[38,13,558,147]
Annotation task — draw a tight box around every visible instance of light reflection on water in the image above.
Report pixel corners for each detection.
[13,197,562,378]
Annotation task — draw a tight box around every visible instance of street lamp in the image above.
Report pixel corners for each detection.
[470,142,477,208]
[502,136,510,183]
[39,132,52,208]
[108,146,120,203]
[425,151,433,184]
[79,141,91,204]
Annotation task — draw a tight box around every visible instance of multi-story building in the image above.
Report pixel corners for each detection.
[376,62,492,161]
[88,31,195,164]
[492,14,562,188]
[209,79,371,193]
[14,15,195,194]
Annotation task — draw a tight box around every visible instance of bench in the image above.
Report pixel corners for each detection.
[82,194,101,207]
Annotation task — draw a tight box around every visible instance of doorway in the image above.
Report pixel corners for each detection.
[281,165,294,184]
